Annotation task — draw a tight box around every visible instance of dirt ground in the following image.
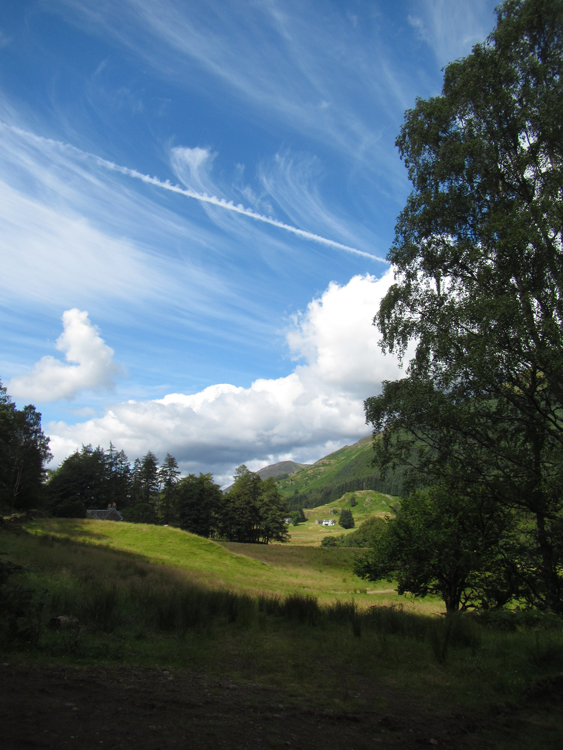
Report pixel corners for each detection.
[1,661,561,750]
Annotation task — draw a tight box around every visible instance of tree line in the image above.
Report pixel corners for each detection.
[356,0,563,614]
[0,382,289,544]
[46,443,290,544]
[0,381,51,512]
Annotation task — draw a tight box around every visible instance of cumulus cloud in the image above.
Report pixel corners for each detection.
[8,309,123,402]
[288,273,403,396]
[46,273,406,484]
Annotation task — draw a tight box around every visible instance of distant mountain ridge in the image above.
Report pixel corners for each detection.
[256,460,311,480]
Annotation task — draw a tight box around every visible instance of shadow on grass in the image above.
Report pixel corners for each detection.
[25,522,153,568]
[29,518,112,543]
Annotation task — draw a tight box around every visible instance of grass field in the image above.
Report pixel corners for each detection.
[20,518,413,608]
[2,519,563,748]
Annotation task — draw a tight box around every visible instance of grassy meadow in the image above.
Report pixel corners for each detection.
[19,517,407,608]
[1,519,563,748]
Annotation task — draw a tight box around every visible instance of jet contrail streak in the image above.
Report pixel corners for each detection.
[4,123,387,262]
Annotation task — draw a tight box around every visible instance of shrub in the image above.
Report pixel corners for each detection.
[339,509,354,529]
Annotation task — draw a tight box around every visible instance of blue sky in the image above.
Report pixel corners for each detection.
[1,0,498,484]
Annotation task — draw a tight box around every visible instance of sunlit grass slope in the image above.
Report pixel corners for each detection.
[26,519,413,609]
[286,489,397,546]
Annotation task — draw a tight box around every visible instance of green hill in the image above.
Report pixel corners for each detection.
[287,489,398,546]
[277,436,405,510]
[19,518,396,606]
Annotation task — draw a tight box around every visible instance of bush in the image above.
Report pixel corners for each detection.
[320,536,338,547]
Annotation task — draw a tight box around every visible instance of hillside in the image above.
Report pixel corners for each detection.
[22,518,389,605]
[276,435,405,510]
[287,489,398,546]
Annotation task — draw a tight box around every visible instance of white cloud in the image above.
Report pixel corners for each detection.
[46,272,406,484]
[0,121,230,317]
[288,273,404,395]
[8,309,123,402]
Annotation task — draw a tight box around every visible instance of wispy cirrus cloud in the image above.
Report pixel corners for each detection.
[52,0,421,175]
[258,150,371,255]
[0,118,289,333]
[0,119,235,337]
[407,0,497,67]
[3,121,381,261]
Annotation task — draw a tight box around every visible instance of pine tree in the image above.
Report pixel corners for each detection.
[159,453,180,525]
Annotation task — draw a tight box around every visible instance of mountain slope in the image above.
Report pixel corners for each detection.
[276,436,405,510]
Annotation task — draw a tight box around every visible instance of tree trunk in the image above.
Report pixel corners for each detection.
[535,510,562,612]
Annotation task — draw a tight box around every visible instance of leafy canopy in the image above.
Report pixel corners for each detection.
[364,0,563,612]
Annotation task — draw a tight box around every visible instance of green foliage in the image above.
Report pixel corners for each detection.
[123,502,157,524]
[177,473,222,537]
[365,0,563,614]
[349,495,357,507]
[0,381,51,512]
[50,499,87,519]
[218,467,289,544]
[158,453,180,525]
[321,516,386,548]
[132,451,160,506]
[355,484,522,613]
[338,508,354,529]
[290,507,306,526]
[46,443,131,516]
[45,444,201,527]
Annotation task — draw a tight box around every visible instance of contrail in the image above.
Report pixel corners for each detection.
[4,123,387,262]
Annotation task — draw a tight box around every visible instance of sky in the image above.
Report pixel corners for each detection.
[0,0,498,486]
